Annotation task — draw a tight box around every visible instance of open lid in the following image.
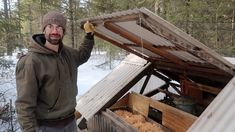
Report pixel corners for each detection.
[80,7,235,86]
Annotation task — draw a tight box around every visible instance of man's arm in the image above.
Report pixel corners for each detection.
[73,21,95,66]
[15,57,38,132]
[73,33,94,66]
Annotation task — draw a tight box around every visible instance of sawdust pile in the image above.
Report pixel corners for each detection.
[114,110,164,132]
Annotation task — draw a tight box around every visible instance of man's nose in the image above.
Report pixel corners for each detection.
[51,27,59,33]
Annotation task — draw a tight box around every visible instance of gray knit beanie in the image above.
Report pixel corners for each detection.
[42,11,66,31]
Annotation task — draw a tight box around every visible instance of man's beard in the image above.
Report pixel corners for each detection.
[46,33,63,45]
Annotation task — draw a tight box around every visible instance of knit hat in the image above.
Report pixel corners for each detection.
[42,11,66,31]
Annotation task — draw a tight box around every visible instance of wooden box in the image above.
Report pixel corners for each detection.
[87,92,197,132]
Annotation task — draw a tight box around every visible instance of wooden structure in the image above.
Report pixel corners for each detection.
[86,92,197,132]
[110,92,197,132]
[76,8,235,131]
[188,76,235,132]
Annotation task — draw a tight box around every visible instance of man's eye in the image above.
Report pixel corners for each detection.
[57,26,63,30]
[48,25,52,28]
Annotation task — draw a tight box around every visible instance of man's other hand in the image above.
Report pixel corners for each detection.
[74,111,82,120]
[83,21,95,34]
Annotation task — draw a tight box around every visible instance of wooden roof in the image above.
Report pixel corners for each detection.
[80,7,235,86]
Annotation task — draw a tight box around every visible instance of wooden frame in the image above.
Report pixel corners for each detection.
[110,92,197,132]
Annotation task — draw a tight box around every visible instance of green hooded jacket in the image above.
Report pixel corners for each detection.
[15,34,94,132]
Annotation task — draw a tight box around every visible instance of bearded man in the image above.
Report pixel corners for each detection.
[15,11,94,132]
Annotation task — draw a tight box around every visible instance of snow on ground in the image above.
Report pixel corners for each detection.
[77,53,122,97]
[0,52,19,131]
[224,57,235,65]
[0,52,18,102]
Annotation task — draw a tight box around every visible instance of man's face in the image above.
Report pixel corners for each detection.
[44,24,64,45]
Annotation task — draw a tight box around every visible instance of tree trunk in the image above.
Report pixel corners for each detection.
[40,0,43,26]
[162,0,167,19]
[185,0,190,34]
[215,1,222,48]
[74,0,78,48]
[28,4,33,40]
[232,9,234,46]
[17,0,24,48]
[3,0,9,31]
[3,0,11,55]
[69,0,75,48]
[8,0,11,18]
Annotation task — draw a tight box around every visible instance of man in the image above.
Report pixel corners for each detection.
[15,11,94,132]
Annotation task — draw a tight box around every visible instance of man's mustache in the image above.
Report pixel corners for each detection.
[49,33,61,37]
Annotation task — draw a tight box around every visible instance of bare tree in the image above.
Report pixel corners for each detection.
[69,0,75,48]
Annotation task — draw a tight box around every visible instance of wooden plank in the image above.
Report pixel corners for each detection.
[169,82,182,95]
[163,109,196,132]
[150,99,197,132]
[146,118,172,132]
[181,79,203,104]
[80,13,139,26]
[157,88,181,98]
[153,60,231,83]
[110,93,130,110]
[128,92,150,118]
[190,82,221,95]
[144,84,168,97]
[104,21,188,67]
[140,66,154,94]
[94,31,150,61]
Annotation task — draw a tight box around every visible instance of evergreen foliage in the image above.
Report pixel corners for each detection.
[0,0,234,56]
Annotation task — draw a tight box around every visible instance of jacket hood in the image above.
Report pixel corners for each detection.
[29,34,57,55]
